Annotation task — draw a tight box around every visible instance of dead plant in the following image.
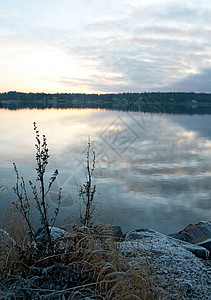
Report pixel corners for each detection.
[13,122,62,253]
[79,138,96,227]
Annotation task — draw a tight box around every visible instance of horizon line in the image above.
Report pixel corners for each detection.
[1,91,211,95]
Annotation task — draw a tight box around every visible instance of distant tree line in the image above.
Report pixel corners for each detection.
[0,91,211,114]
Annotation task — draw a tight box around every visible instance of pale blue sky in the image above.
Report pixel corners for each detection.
[0,0,211,93]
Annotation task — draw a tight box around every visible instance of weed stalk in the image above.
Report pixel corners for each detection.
[79,138,96,227]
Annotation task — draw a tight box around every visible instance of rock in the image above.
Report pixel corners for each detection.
[197,238,211,255]
[174,239,209,260]
[178,221,211,244]
[35,226,70,241]
[123,228,156,240]
[95,224,123,238]
[49,227,69,239]
[34,227,72,254]
[124,228,210,260]
[168,232,186,241]
[181,279,194,296]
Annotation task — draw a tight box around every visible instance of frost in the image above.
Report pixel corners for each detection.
[120,229,211,299]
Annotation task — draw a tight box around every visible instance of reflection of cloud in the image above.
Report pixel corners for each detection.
[98,183,211,234]
[92,112,211,218]
[179,131,196,139]
[1,108,211,234]
[0,155,33,164]
[165,114,211,140]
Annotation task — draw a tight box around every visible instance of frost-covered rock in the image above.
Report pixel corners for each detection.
[121,229,211,299]
[168,236,210,260]
[33,227,73,254]
[35,226,70,241]
[168,232,186,241]
[124,229,209,259]
[177,221,211,244]
[49,227,70,239]
[197,238,211,255]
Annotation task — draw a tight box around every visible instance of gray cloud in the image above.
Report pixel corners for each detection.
[129,1,211,25]
[54,0,210,92]
[1,0,211,92]
[165,68,211,93]
[58,26,210,92]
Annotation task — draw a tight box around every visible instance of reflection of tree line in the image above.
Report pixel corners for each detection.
[0,91,211,114]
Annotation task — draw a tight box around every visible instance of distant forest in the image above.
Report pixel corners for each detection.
[1,91,211,114]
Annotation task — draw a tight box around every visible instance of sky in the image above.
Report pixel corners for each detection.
[0,0,211,94]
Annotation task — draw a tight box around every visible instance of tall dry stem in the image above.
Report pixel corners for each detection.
[13,122,62,253]
[79,138,96,227]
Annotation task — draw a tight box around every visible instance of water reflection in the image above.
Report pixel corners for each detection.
[0,108,211,234]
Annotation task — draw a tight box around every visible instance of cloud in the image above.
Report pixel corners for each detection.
[58,25,209,92]
[129,1,211,25]
[0,0,211,92]
[53,0,210,92]
[165,68,211,93]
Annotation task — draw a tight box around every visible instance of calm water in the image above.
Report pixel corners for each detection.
[0,108,211,234]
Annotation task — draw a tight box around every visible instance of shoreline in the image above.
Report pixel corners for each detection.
[1,220,211,299]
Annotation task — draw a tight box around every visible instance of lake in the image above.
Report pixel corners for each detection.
[0,107,211,234]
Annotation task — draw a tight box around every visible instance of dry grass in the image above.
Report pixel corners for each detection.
[6,206,28,248]
[0,234,18,274]
[65,226,166,299]
[0,213,179,299]
[0,207,28,274]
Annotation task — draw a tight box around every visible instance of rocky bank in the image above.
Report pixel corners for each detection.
[0,221,211,299]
